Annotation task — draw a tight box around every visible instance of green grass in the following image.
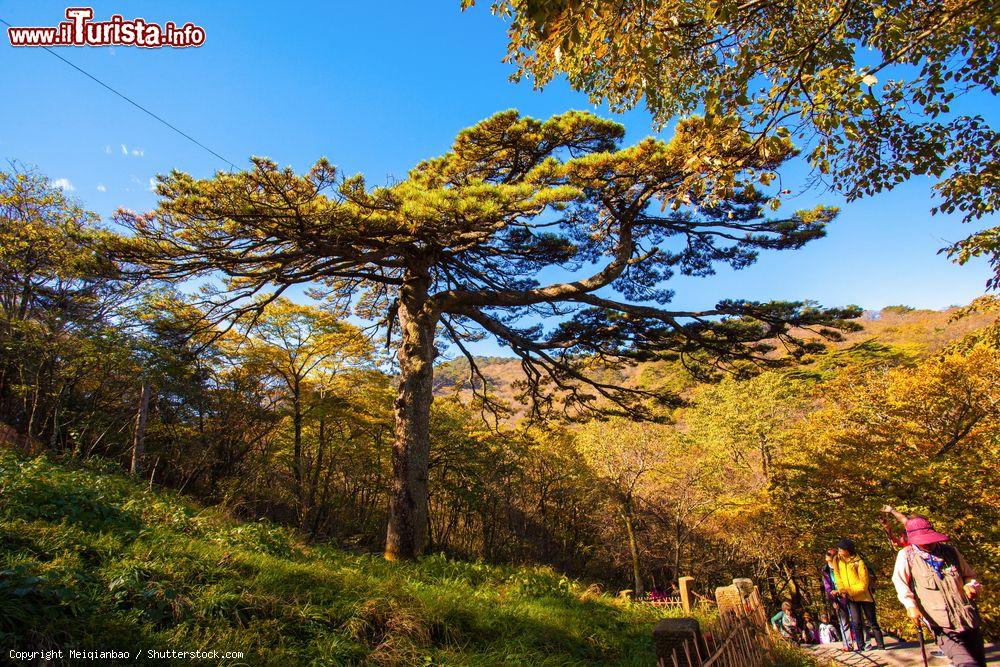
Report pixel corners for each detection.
[0,451,671,665]
[765,640,825,667]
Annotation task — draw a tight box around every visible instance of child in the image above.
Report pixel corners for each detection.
[770,601,801,643]
[802,611,820,644]
[818,612,840,644]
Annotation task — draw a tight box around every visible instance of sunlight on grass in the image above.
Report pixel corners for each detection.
[0,450,671,665]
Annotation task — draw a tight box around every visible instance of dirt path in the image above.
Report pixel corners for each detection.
[806,636,1000,666]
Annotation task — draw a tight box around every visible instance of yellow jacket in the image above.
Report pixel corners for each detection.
[833,555,873,602]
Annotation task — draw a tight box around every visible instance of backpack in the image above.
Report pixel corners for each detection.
[861,556,877,593]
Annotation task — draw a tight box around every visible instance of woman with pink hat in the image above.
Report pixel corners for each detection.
[891,515,986,667]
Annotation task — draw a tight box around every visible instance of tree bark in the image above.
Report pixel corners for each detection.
[130,380,152,476]
[291,382,305,529]
[308,415,327,536]
[781,560,802,606]
[674,510,684,583]
[384,269,436,561]
[623,501,644,597]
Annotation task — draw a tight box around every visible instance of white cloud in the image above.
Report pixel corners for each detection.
[51,178,75,192]
[104,145,112,155]
[147,177,157,192]
[96,184,107,192]
[130,175,142,185]
[118,144,144,157]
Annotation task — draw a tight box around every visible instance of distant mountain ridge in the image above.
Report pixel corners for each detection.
[433,303,999,409]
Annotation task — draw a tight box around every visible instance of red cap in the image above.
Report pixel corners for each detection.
[905,516,949,546]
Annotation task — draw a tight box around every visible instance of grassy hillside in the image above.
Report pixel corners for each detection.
[0,450,668,666]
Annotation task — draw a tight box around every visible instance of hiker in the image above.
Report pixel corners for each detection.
[826,539,886,651]
[822,549,857,651]
[891,516,986,667]
[880,504,910,547]
[818,613,840,644]
[802,611,820,644]
[770,601,801,643]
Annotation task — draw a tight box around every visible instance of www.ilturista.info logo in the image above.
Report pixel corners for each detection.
[7,7,205,48]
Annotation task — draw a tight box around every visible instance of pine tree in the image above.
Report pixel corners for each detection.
[116,110,859,560]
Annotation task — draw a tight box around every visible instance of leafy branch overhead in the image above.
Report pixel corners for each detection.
[471,0,999,286]
[115,110,858,419]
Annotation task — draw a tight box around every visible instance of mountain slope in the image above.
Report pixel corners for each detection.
[0,451,665,666]
[434,304,999,411]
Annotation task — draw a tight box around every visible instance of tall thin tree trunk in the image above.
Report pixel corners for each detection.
[49,386,60,451]
[781,560,802,605]
[130,380,152,476]
[292,385,305,529]
[623,501,644,597]
[674,511,683,583]
[385,270,435,561]
[149,456,160,490]
[25,365,43,443]
[309,416,326,536]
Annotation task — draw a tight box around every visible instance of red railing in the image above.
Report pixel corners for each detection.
[644,595,684,608]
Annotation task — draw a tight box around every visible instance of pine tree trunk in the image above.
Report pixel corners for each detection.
[384,270,435,561]
[130,380,152,476]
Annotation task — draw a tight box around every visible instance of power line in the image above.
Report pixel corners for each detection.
[1,16,237,170]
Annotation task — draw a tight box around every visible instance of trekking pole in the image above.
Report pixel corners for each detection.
[915,620,929,667]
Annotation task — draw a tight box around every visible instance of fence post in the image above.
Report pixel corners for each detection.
[653,577,772,667]
[732,578,754,598]
[679,576,696,613]
[652,618,702,667]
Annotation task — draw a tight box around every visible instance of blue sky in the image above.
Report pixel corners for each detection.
[1,1,994,355]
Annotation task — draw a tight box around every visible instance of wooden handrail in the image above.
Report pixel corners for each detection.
[658,580,772,666]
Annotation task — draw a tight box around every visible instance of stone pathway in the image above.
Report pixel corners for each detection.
[805,637,1000,666]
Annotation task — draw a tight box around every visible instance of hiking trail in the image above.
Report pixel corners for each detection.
[805,636,1000,666]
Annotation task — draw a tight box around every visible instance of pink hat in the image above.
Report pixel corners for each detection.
[905,516,949,546]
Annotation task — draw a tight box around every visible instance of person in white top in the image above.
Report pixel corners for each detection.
[891,515,985,667]
[818,613,839,644]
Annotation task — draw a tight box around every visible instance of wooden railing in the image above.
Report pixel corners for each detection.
[698,620,769,667]
[655,581,773,667]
